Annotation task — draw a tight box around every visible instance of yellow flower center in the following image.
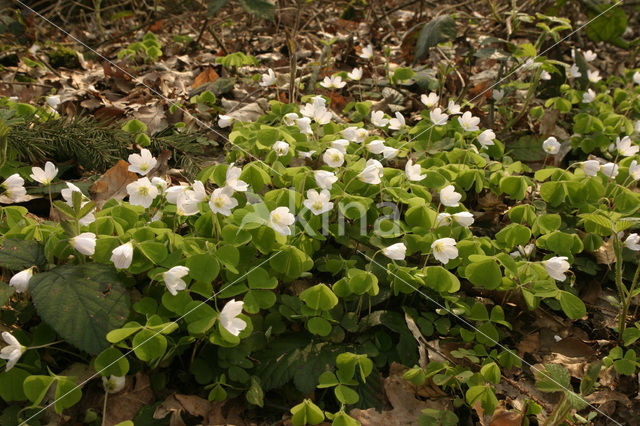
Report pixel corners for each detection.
[140,163,149,172]
[213,197,225,208]
[312,202,323,211]
[138,186,149,196]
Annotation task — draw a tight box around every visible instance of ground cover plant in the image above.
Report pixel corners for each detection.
[1,0,640,425]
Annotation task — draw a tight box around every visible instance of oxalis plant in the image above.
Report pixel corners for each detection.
[1,48,640,426]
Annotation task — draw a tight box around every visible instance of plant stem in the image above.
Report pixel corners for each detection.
[613,237,628,340]
[621,260,640,340]
[27,340,64,350]
[101,391,108,426]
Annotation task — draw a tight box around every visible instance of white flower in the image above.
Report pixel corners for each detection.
[332,139,350,154]
[492,89,504,101]
[128,149,157,176]
[542,136,561,154]
[405,159,426,181]
[625,233,640,251]
[359,44,374,60]
[320,75,346,89]
[0,332,25,371]
[545,256,570,281]
[429,108,448,126]
[30,161,58,185]
[163,266,189,296]
[218,114,234,128]
[165,185,188,204]
[616,136,638,157]
[61,182,87,203]
[342,126,368,143]
[477,129,496,149]
[102,375,126,393]
[382,146,399,159]
[46,95,61,110]
[367,139,386,154]
[29,44,39,55]
[315,170,338,190]
[283,112,299,126]
[273,141,290,157]
[629,160,640,181]
[388,112,406,130]
[447,100,461,115]
[2,174,24,189]
[458,111,480,132]
[152,177,168,194]
[431,238,458,264]
[300,96,331,124]
[453,212,474,227]
[582,88,596,103]
[358,159,384,184]
[298,150,316,159]
[209,187,238,216]
[225,164,248,192]
[435,212,452,227]
[110,242,133,270]
[296,117,313,136]
[582,160,600,177]
[269,207,295,236]
[583,50,597,62]
[176,192,200,216]
[383,243,406,261]
[371,110,389,127]
[219,299,247,336]
[634,71,640,85]
[259,68,276,87]
[540,70,552,80]
[635,120,640,134]
[421,92,439,108]
[126,177,159,208]
[587,70,601,83]
[440,185,461,207]
[188,180,207,203]
[303,189,333,215]
[9,267,34,293]
[71,232,96,256]
[601,162,619,178]
[347,67,363,81]
[3,185,26,202]
[60,183,95,225]
[323,148,345,168]
[568,64,581,78]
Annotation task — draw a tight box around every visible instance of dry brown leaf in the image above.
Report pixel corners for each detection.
[89,160,138,209]
[592,237,615,265]
[193,67,220,89]
[517,332,539,356]
[350,363,452,426]
[104,373,153,426]
[154,393,245,426]
[489,408,523,426]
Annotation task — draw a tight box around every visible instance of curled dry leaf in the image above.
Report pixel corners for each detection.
[89,160,138,209]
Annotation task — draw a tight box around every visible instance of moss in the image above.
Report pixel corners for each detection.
[47,46,80,69]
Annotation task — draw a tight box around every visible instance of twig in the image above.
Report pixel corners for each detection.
[0,81,54,88]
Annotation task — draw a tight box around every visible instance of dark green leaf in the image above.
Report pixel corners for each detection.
[0,239,46,270]
[30,263,130,354]
[415,15,456,60]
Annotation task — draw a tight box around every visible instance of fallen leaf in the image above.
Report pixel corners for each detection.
[517,332,539,356]
[89,160,138,209]
[104,373,153,426]
[349,363,452,426]
[192,67,219,89]
[489,407,523,426]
